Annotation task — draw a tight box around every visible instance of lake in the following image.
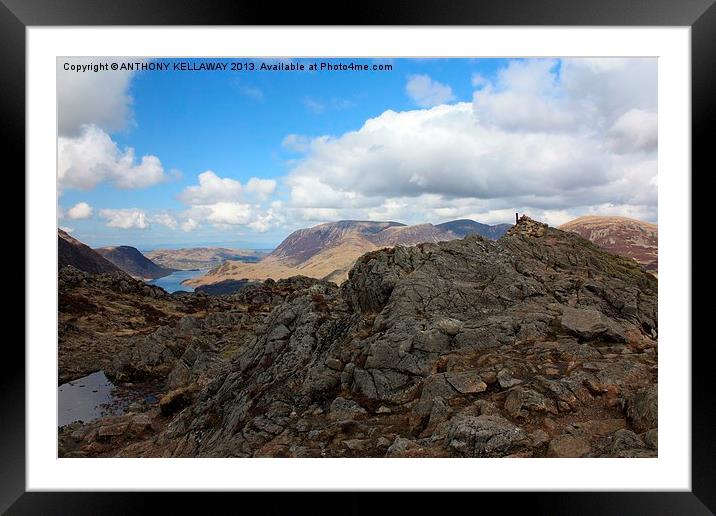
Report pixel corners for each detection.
[147,269,208,293]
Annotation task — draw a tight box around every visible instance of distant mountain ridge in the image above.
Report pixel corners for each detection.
[95,245,176,280]
[146,247,268,270]
[58,229,124,275]
[186,218,512,287]
[559,215,657,274]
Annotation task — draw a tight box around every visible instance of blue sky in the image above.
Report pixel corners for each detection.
[57,57,657,250]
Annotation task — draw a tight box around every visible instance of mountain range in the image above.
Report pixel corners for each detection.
[186,219,512,287]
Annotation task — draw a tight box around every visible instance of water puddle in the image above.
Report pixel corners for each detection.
[58,371,162,427]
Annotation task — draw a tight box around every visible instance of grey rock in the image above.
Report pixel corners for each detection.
[421,374,457,400]
[386,437,420,457]
[497,369,522,389]
[329,397,367,419]
[445,415,529,457]
[437,318,463,337]
[504,387,549,418]
[445,371,487,394]
[610,429,650,456]
[560,307,626,342]
[353,368,378,399]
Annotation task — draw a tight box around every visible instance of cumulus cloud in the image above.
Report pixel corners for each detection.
[152,212,178,230]
[248,202,286,232]
[57,58,139,137]
[202,202,253,225]
[59,226,74,233]
[177,171,280,229]
[279,58,657,225]
[66,201,93,220]
[58,125,166,191]
[406,74,455,108]
[181,218,198,232]
[607,109,658,153]
[178,171,243,205]
[245,177,277,200]
[180,202,253,227]
[99,208,149,229]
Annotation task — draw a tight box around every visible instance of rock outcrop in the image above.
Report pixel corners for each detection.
[59,216,658,458]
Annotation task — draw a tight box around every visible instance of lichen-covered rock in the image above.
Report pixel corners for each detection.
[445,415,530,457]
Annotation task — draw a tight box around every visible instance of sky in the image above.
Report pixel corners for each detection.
[57,57,657,249]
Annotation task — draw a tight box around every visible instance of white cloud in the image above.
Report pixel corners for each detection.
[66,201,93,220]
[282,134,311,153]
[177,172,280,229]
[248,202,286,232]
[59,226,74,233]
[406,74,455,108]
[58,125,166,191]
[57,58,139,137]
[607,109,658,153]
[181,218,198,232]
[245,178,277,200]
[471,74,488,88]
[99,208,149,229]
[279,58,657,225]
[178,171,243,205]
[473,59,576,132]
[203,202,253,225]
[152,212,178,230]
[294,207,341,223]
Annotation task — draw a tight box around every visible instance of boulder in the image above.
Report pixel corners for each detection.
[445,415,530,457]
[560,307,627,342]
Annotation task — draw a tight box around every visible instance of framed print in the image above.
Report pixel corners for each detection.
[5,0,712,512]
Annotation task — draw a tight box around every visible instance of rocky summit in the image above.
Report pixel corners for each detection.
[58,216,658,458]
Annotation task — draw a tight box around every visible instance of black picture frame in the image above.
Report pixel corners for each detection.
[4,0,710,513]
